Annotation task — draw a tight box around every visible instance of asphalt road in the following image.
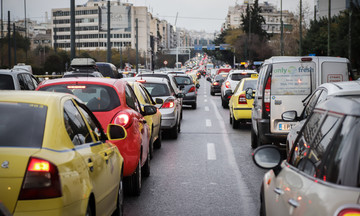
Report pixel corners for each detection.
[123,77,267,216]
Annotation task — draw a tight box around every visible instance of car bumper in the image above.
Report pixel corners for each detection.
[183,93,197,105]
[160,108,177,129]
[233,108,252,120]
[257,119,287,146]
[211,86,221,93]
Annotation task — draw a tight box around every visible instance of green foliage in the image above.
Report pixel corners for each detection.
[241,0,269,41]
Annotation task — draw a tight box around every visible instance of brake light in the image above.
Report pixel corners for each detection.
[238,94,247,104]
[212,82,219,86]
[264,76,271,113]
[301,57,312,62]
[188,86,196,93]
[225,81,230,88]
[136,79,146,83]
[337,208,360,216]
[19,157,62,200]
[67,85,86,89]
[162,98,175,108]
[113,113,132,128]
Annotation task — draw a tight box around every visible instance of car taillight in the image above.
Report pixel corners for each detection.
[238,94,247,104]
[264,76,271,113]
[188,86,196,93]
[212,82,219,86]
[113,113,132,128]
[18,157,62,200]
[225,81,230,88]
[337,208,360,216]
[162,98,175,108]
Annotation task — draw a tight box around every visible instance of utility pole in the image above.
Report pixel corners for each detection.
[24,0,27,62]
[1,0,3,66]
[299,0,302,56]
[54,11,57,54]
[8,11,11,68]
[107,0,111,63]
[280,0,284,56]
[327,0,331,56]
[349,0,352,61]
[13,23,16,65]
[70,0,75,60]
[136,18,139,74]
[119,47,122,70]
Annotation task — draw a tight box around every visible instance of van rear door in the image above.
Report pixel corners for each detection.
[270,61,314,134]
[320,61,349,83]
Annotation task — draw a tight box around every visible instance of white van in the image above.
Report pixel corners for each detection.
[249,56,353,148]
[13,63,33,74]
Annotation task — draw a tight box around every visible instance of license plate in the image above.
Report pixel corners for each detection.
[278,122,295,131]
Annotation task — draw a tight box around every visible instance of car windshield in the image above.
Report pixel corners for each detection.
[0,74,15,90]
[243,80,257,90]
[39,84,120,112]
[0,102,47,147]
[143,83,170,97]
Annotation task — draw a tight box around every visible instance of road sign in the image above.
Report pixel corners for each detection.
[194,45,202,51]
[207,44,215,50]
[220,44,230,50]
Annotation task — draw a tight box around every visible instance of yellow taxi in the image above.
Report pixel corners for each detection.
[187,71,199,86]
[0,91,126,216]
[229,74,258,129]
[126,80,162,158]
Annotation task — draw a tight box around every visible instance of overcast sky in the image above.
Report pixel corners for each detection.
[4,0,314,33]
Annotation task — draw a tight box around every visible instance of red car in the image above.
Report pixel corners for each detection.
[37,77,156,196]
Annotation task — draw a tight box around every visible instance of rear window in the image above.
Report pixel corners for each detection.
[174,76,192,85]
[0,102,47,147]
[230,73,253,81]
[0,74,15,90]
[243,79,257,90]
[271,62,313,95]
[143,83,170,97]
[215,75,227,81]
[39,84,120,112]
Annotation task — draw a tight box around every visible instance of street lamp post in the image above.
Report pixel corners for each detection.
[280,0,284,56]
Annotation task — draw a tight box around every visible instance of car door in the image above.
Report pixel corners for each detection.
[252,64,268,133]
[63,99,119,215]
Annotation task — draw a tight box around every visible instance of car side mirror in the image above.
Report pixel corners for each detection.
[142,105,157,116]
[155,98,163,105]
[179,85,185,90]
[107,124,127,140]
[177,93,184,98]
[196,84,200,88]
[206,77,211,82]
[252,145,283,170]
[245,88,254,99]
[282,110,298,121]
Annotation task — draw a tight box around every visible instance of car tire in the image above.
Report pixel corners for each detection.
[221,98,228,108]
[232,115,239,129]
[142,150,150,178]
[131,159,141,196]
[154,129,162,149]
[229,112,232,124]
[180,109,183,120]
[112,174,124,216]
[191,103,197,109]
[86,203,94,216]
[210,91,215,96]
[149,126,154,159]
[260,184,266,216]
[251,126,258,149]
[169,121,178,139]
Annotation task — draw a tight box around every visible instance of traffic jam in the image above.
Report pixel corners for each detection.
[2,0,360,215]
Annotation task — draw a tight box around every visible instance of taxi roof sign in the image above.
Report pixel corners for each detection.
[251,73,259,78]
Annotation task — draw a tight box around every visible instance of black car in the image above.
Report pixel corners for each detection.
[207,73,228,96]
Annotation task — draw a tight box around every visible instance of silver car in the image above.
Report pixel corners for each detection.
[253,95,360,216]
[123,77,184,139]
[173,74,199,109]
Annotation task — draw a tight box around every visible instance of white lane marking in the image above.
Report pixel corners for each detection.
[204,95,207,98]
[207,143,216,160]
[206,119,212,127]
[210,99,256,213]
[204,99,208,102]
[205,106,210,112]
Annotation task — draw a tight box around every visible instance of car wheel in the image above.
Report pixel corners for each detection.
[169,121,178,139]
[229,112,232,124]
[177,119,181,133]
[149,126,154,159]
[251,126,258,149]
[112,175,124,216]
[191,103,197,109]
[221,98,228,108]
[154,129,162,149]
[142,150,150,178]
[232,115,239,129]
[131,159,141,196]
[180,109,183,120]
[86,203,94,216]
[210,91,215,96]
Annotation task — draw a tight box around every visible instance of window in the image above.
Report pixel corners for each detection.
[318,116,360,187]
[75,101,102,142]
[125,85,140,112]
[138,85,151,104]
[0,74,15,89]
[64,100,93,145]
